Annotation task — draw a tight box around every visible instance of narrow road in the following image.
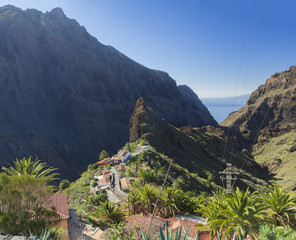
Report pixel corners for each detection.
[130,147,150,156]
[110,166,128,198]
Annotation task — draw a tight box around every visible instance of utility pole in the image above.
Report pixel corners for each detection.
[219,163,238,194]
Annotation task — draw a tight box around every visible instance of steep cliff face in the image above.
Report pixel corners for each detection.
[221,66,296,189]
[221,66,296,144]
[0,5,216,179]
[130,98,269,190]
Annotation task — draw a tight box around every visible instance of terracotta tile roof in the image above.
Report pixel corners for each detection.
[44,193,69,220]
[97,158,112,165]
[104,172,112,177]
[100,175,111,185]
[199,231,217,240]
[120,177,131,191]
[101,170,110,174]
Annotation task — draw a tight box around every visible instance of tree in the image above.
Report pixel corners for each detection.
[140,184,158,213]
[90,201,125,224]
[99,150,109,160]
[260,185,296,228]
[160,187,180,218]
[133,158,142,176]
[199,192,226,239]
[2,157,58,183]
[218,187,264,239]
[59,179,70,191]
[128,189,141,214]
[0,173,58,235]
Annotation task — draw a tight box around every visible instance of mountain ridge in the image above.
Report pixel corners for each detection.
[0,5,216,179]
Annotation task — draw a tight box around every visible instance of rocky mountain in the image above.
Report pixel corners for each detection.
[221,66,296,189]
[130,98,270,191]
[0,5,216,179]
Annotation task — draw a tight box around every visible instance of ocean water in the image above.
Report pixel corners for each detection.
[201,95,250,124]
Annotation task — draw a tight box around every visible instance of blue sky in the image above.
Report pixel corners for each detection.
[1,0,296,98]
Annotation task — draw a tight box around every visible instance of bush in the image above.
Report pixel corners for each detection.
[92,181,98,188]
[59,179,70,191]
[258,225,296,239]
[87,194,108,206]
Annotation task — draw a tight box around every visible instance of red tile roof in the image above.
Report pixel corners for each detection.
[44,193,69,220]
[120,177,131,191]
[97,158,112,165]
[100,175,111,185]
[101,170,110,174]
[198,231,217,240]
[104,172,112,177]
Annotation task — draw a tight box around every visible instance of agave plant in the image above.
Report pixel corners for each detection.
[28,228,63,240]
[159,223,199,240]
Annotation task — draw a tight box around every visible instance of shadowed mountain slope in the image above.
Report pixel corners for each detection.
[0,5,216,179]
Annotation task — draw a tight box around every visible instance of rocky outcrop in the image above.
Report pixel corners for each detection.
[0,5,216,179]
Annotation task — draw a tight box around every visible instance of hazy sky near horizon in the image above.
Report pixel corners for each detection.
[1,0,296,98]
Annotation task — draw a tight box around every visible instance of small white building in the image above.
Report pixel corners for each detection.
[118,150,130,163]
[140,145,150,150]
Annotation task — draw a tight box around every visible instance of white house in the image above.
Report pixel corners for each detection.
[118,150,130,163]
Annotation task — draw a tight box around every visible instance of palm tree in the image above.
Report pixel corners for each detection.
[91,200,125,224]
[218,187,264,239]
[199,197,225,240]
[260,185,296,228]
[133,158,142,176]
[160,187,180,218]
[128,189,141,214]
[140,184,158,213]
[2,157,58,183]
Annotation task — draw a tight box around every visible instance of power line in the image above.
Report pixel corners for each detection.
[229,0,262,162]
[220,0,253,171]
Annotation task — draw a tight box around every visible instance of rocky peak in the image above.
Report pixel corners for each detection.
[248,65,296,104]
[0,5,22,13]
[129,98,159,142]
[133,97,146,112]
[49,7,66,17]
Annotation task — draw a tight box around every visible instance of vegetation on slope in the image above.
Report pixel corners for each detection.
[253,130,296,190]
[61,164,108,217]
